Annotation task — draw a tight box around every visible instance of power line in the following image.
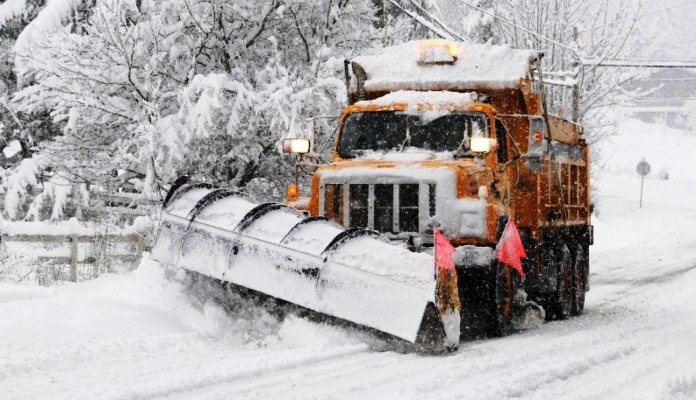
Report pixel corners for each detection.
[609,58,696,63]
[634,98,696,101]
[640,40,696,45]
[577,0,696,34]
[454,0,577,54]
[386,0,463,41]
[589,60,696,68]
[402,0,696,71]
[404,0,464,41]
[639,78,696,81]
[455,0,696,70]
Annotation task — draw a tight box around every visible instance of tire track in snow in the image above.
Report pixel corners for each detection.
[0,342,371,400]
[160,351,405,400]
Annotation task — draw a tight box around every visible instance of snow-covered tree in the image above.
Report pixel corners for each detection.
[437,0,643,151]
[2,0,422,218]
[633,1,696,61]
[457,0,496,44]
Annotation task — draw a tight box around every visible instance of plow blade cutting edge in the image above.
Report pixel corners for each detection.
[151,182,459,351]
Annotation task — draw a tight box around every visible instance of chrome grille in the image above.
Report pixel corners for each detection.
[349,184,368,228]
[398,184,419,232]
[323,184,344,226]
[373,184,393,232]
[323,183,435,234]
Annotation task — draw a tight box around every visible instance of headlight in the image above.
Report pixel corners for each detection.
[470,137,497,153]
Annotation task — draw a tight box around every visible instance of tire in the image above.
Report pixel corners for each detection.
[489,262,515,336]
[571,244,588,316]
[547,243,572,320]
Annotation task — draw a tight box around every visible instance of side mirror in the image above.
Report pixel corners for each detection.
[301,163,319,173]
[525,117,546,172]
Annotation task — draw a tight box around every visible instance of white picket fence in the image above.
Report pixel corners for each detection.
[1,229,145,284]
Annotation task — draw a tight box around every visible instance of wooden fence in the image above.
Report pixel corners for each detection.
[1,232,144,282]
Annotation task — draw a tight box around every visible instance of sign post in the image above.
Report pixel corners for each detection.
[636,159,651,208]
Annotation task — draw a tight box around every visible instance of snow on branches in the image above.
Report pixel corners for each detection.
[1,0,450,219]
[0,0,28,30]
[2,155,44,220]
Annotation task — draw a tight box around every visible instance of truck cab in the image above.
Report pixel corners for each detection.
[286,40,592,334]
[310,92,502,249]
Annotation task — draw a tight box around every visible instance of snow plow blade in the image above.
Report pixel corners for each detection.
[151,181,458,350]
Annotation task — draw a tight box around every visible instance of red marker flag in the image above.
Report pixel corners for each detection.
[495,219,527,277]
[433,228,460,350]
[434,228,456,272]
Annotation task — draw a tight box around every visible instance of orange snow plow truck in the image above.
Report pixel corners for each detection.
[152,40,591,354]
[283,40,592,337]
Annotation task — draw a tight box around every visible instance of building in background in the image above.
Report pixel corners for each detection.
[623,68,696,130]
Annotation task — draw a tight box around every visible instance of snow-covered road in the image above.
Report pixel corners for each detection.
[2,120,696,399]
[2,171,695,400]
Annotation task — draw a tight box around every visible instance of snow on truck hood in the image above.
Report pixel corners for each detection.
[349,148,458,162]
[317,163,458,181]
[351,40,536,92]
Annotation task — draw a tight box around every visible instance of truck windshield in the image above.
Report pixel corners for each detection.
[337,111,488,158]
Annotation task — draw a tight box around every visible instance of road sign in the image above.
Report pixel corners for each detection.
[636,160,651,177]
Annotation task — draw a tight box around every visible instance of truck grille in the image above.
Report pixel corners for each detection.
[323,183,436,234]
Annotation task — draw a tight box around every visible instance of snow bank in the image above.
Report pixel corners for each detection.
[601,118,696,182]
[0,258,377,370]
[592,117,696,256]
[592,173,696,253]
[0,259,272,348]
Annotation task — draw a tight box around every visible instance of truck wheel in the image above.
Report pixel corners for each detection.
[571,244,587,316]
[489,262,515,336]
[548,243,572,320]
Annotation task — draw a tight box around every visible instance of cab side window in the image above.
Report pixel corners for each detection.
[495,119,508,163]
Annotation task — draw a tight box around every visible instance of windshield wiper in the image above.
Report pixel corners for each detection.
[453,120,471,155]
[398,123,412,152]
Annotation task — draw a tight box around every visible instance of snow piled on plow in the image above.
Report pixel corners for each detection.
[330,236,434,288]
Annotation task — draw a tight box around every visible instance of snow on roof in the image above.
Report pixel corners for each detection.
[355,90,477,108]
[351,40,536,92]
